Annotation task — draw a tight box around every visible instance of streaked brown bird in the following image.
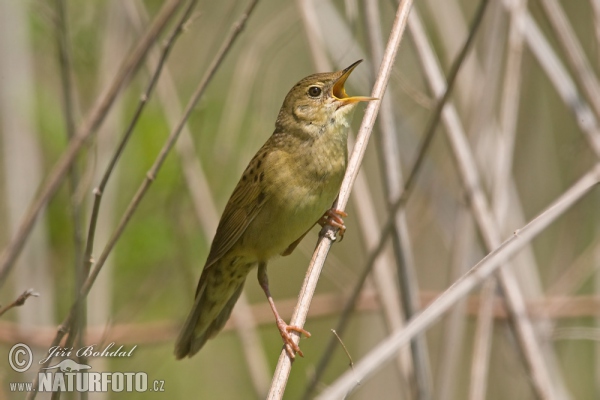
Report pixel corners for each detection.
[175,60,375,360]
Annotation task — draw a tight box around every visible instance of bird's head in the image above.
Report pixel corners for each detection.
[275,60,376,137]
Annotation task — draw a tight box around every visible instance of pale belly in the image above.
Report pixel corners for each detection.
[232,122,349,263]
[238,179,339,261]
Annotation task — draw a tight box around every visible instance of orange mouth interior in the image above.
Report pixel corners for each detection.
[332,60,377,104]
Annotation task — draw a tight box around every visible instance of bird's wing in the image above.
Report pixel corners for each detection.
[203,150,271,269]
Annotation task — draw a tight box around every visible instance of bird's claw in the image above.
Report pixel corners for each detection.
[276,318,311,359]
[319,208,348,241]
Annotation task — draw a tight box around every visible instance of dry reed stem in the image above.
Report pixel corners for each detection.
[435,211,474,400]
[537,0,600,121]
[364,1,432,398]
[5,291,600,348]
[408,8,566,398]
[304,1,490,397]
[0,0,183,288]
[515,5,600,156]
[317,163,600,399]
[266,1,414,398]
[470,1,527,398]
[297,1,413,395]
[126,1,271,394]
[24,1,258,397]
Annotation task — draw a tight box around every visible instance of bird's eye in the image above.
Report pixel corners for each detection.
[307,86,322,97]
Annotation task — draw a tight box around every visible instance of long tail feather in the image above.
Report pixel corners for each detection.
[174,258,252,359]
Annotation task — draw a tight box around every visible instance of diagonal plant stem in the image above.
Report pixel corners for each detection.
[37,2,197,400]
[513,4,600,156]
[408,9,561,399]
[409,6,573,398]
[0,0,183,288]
[59,0,200,373]
[125,0,272,395]
[363,2,432,398]
[81,0,198,299]
[297,0,413,393]
[25,1,259,398]
[537,0,600,121]
[316,163,600,399]
[470,1,527,398]
[303,1,490,397]
[266,1,414,398]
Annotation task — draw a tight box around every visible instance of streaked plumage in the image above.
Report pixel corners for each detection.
[175,60,374,359]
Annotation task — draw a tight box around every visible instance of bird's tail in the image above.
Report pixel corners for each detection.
[174,257,252,359]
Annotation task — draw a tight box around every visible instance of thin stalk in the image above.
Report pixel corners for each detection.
[48,2,197,400]
[303,0,490,396]
[537,0,600,121]
[297,0,413,393]
[125,0,272,394]
[66,0,197,352]
[0,0,183,287]
[316,164,600,399]
[267,0,413,398]
[514,5,600,156]
[364,1,432,398]
[470,1,527,398]
[408,7,567,398]
[25,1,258,398]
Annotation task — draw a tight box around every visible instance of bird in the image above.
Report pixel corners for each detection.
[174,60,375,360]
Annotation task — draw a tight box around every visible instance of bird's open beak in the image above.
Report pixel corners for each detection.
[332,60,378,105]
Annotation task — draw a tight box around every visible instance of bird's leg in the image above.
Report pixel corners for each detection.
[318,208,348,240]
[257,262,311,359]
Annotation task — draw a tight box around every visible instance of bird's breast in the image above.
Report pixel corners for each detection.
[241,126,348,260]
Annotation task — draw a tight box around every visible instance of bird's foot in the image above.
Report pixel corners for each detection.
[319,208,348,241]
[275,318,311,359]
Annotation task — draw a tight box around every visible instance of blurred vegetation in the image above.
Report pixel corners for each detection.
[1,0,599,399]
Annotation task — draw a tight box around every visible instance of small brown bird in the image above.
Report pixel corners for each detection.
[174,60,375,360]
